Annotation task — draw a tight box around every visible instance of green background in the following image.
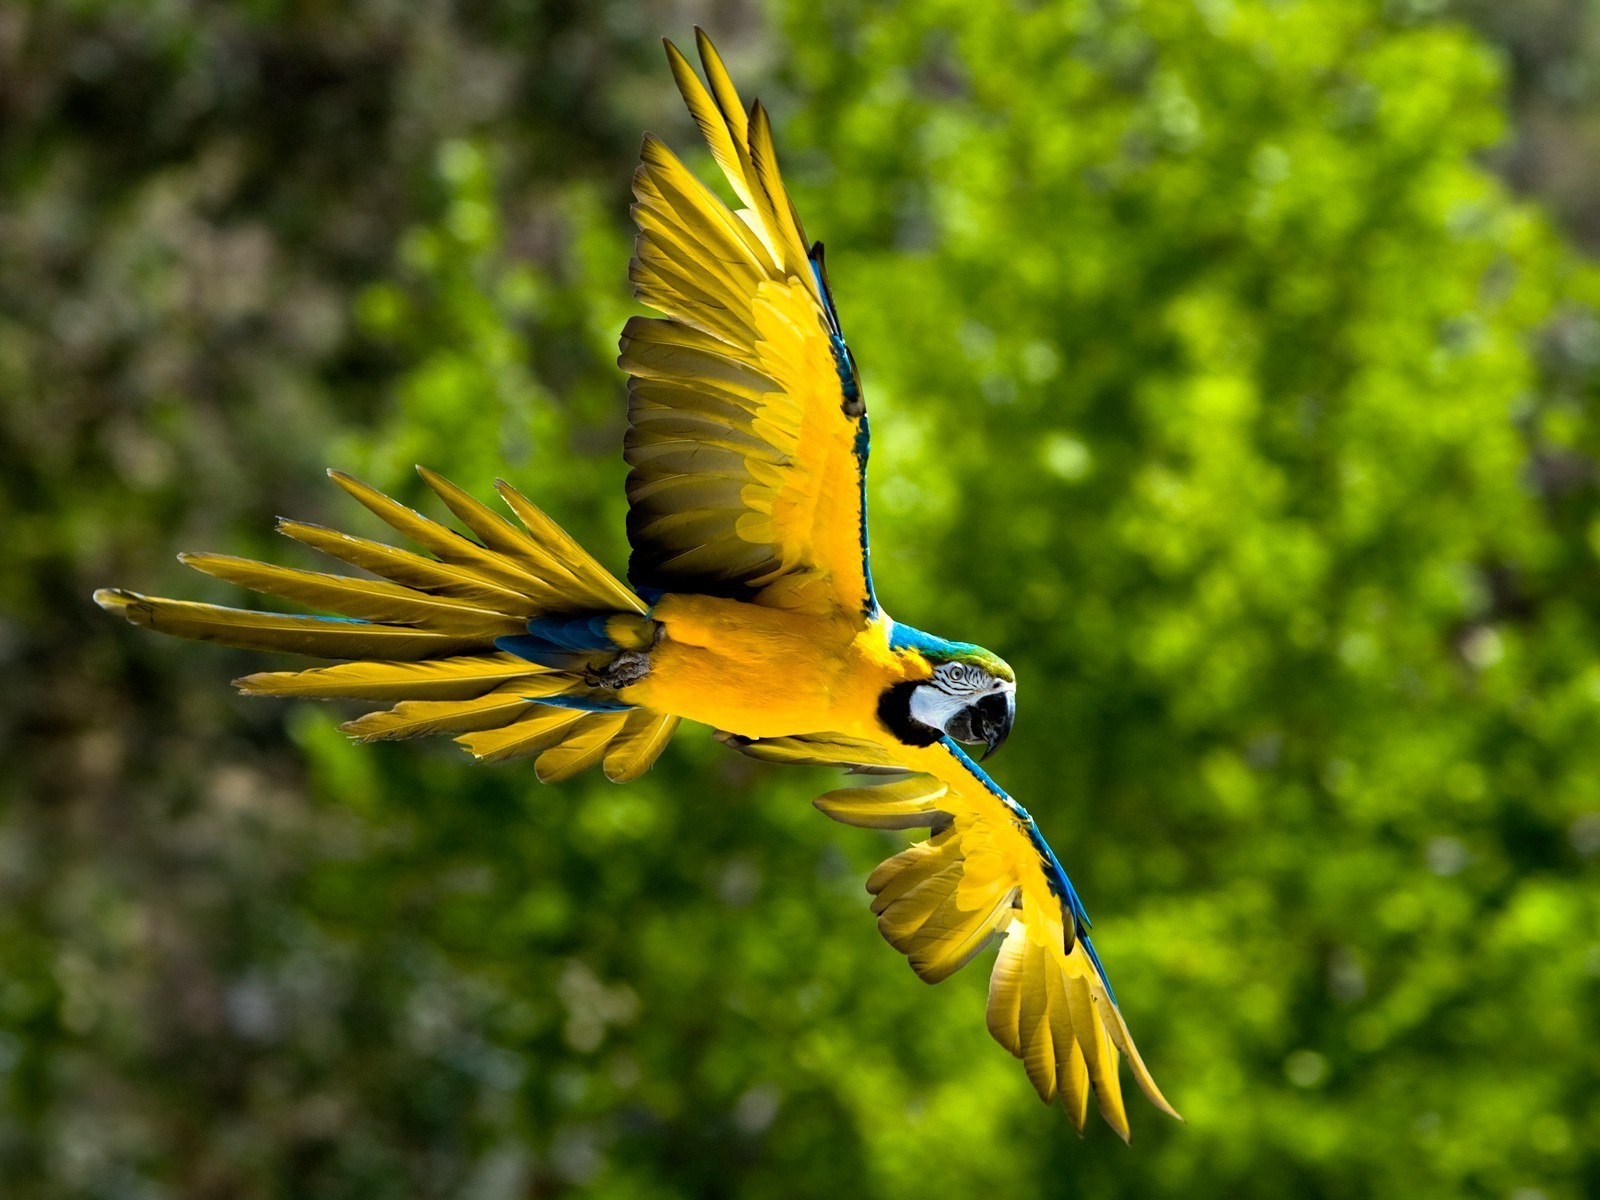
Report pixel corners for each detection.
[5,1,1600,1196]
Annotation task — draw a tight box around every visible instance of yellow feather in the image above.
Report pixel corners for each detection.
[685,31,815,283]
[1096,1016,1132,1141]
[178,553,524,637]
[712,113,786,269]
[101,464,685,779]
[628,396,772,447]
[417,467,575,578]
[340,682,548,742]
[955,850,1013,907]
[623,444,761,484]
[712,730,904,772]
[666,36,756,212]
[680,31,791,272]
[637,136,771,270]
[694,28,749,143]
[534,712,630,784]
[276,519,533,612]
[456,707,590,764]
[625,428,784,469]
[491,479,646,617]
[327,471,547,601]
[906,885,1017,985]
[627,475,752,516]
[633,203,761,314]
[874,867,961,946]
[620,317,776,396]
[1046,961,1092,1133]
[1018,935,1059,1103]
[1104,1001,1183,1120]
[985,923,1027,1057]
[235,653,552,701]
[93,589,478,659]
[813,775,950,829]
[622,33,880,621]
[865,834,960,910]
[419,468,636,616]
[1060,951,1128,1141]
[875,854,977,931]
[633,242,754,346]
[747,101,817,294]
[836,741,1183,1135]
[603,710,679,783]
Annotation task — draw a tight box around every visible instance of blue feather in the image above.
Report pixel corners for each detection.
[493,637,590,670]
[853,417,877,617]
[810,241,878,618]
[523,615,617,652]
[497,614,621,669]
[888,622,989,662]
[529,693,632,712]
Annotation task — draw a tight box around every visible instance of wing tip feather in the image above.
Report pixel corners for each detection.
[93,586,132,616]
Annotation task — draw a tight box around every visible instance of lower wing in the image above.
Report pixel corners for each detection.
[717,731,1180,1139]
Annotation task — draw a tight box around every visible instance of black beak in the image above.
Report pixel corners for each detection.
[947,691,1014,759]
[976,690,1014,760]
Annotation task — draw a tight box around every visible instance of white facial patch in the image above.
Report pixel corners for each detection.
[909,683,972,732]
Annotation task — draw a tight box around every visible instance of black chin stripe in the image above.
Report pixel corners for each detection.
[877,680,942,747]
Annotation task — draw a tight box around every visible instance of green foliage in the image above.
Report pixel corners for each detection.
[6,1,1600,1197]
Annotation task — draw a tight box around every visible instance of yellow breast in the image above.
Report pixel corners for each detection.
[623,594,922,740]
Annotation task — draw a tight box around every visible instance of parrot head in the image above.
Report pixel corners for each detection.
[882,624,1016,758]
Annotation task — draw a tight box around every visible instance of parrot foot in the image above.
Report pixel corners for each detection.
[586,649,650,690]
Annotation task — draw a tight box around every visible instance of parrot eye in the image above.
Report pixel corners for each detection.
[936,663,988,694]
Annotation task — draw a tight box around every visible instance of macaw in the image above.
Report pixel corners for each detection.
[97,31,1179,1137]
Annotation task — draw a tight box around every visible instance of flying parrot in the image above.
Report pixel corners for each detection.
[97,30,1180,1138]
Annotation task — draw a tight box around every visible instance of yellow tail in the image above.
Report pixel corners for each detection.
[95,467,680,784]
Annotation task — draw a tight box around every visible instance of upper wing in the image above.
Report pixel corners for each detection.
[620,30,876,621]
[720,731,1180,1139]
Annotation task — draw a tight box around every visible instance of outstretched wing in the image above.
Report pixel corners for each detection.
[719,730,1180,1139]
[621,30,876,621]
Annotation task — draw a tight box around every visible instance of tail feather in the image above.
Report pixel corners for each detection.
[532,711,631,783]
[97,468,682,783]
[179,553,523,636]
[341,683,554,742]
[416,469,597,604]
[277,520,532,611]
[603,710,681,783]
[92,589,481,659]
[492,479,645,615]
[326,470,553,600]
[237,654,549,701]
[456,706,592,765]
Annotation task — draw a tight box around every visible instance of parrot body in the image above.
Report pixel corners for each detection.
[615,593,916,741]
[97,30,1180,1138]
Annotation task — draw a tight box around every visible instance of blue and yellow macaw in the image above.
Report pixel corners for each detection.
[97,31,1179,1137]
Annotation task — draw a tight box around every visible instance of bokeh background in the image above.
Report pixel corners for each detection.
[5,1,1600,1196]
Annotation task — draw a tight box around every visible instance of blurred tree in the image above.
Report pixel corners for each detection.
[4,1,1599,1198]
[1453,0,1600,253]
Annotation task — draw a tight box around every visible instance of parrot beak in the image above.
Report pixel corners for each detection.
[941,688,1015,759]
[974,690,1014,760]
[972,691,1011,755]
